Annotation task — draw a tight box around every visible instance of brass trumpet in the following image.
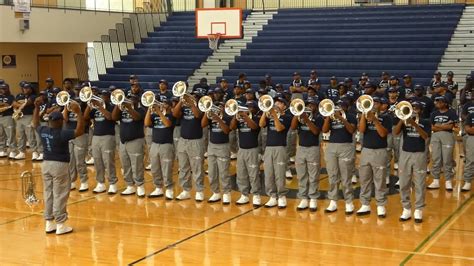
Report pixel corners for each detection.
[56,91,75,111]
[356,95,374,118]
[198,96,222,119]
[224,99,252,121]
[395,101,415,125]
[79,86,105,109]
[258,95,279,118]
[21,171,39,205]
[318,99,345,121]
[290,98,313,122]
[12,100,26,120]
[111,89,133,111]
[141,91,166,115]
[172,81,195,107]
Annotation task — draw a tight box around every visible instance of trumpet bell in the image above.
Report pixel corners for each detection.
[141,91,157,107]
[395,101,413,121]
[290,98,305,117]
[56,91,70,107]
[258,95,274,112]
[79,87,93,102]
[224,99,239,116]
[356,95,374,113]
[198,96,213,113]
[319,99,335,117]
[111,89,126,106]
[172,81,187,97]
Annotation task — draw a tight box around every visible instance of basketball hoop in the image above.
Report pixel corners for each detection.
[207,33,221,51]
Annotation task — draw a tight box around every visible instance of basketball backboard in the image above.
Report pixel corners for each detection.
[195,8,242,39]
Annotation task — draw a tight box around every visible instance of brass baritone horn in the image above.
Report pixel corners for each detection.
[224,99,252,121]
[395,101,413,123]
[21,171,39,205]
[198,96,222,119]
[141,91,166,115]
[56,91,73,111]
[258,95,279,118]
[356,95,374,116]
[318,99,335,117]
[289,98,306,117]
[79,86,105,109]
[172,81,195,107]
[111,89,132,110]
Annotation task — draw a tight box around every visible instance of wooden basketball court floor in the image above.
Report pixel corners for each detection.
[0,141,472,265]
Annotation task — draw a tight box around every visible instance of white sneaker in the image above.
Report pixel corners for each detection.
[351,175,358,184]
[145,164,151,170]
[137,185,145,197]
[461,182,471,192]
[8,152,16,159]
[252,194,262,207]
[148,187,163,198]
[309,199,318,212]
[204,152,208,158]
[285,170,293,179]
[236,194,249,205]
[297,199,308,210]
[45,220,56,234]
[345,202,354,214]
[394,163,399,170]
[258,154,263,162]
[264,197,277,208]
[386,176,390,185]
[176,190,191,200]
[426,167,430,173]
[108,184,117,194]
[445,180,453,191]
[56,223,73,235]
[14,152,25,160]
[290,156,295,163]
[427,179,440,189]
[36,153,43,161]
[165,189,174,200]
[325,200,337,213]
[70,182,76,190]
[414,209,423,223]
[377,206,386,218]
[208,193,222,203]
[277,196,287,209]
[223,193,231,205]
[230,152,237,160]
[79,183,89,192]
[0,151,7,157]
[356,205,371,216]
[121,186,136,196]
[32,152,39,161]
[93,183,106,193]
[399,208,412,221]
[195,191,204,202]
[85,157,94,165]
[395,180,400,188]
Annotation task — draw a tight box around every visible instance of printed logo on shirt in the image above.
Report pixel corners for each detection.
[238,120,251,133]
[433,115,451,124]
[40,133,53,152]
[406,123,424,138]
[183,107,195,120]
[94,110,105,122]
[68,112,78,122]
[211,121,223,133]
[268,117,283,131]
[153,115,166,129]
[121,110,133,123]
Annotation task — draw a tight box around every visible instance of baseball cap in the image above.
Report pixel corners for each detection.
[310,70,317,75]
[447,71,454,76]
[434,71,441,76]
[403,74,412,79]
[45,77,54,83]
[381,71,389,76]
[411,101,423,108]
[293,72,300,76]
[330,76,337,80]
[364,83,376,89]
[0,83,9,90]
[100,89,111,95]
[129,74,138,80]
[435,95,448,102]
[274,96,288,106]
[220,78,227,83]
[49,111,64,121]
[387,87,399,93]
[414,84,424,90]
[389,76,398,80]
[380,97,389,105]
[246,100,257,108]
[159,79,168,85]
[23,83,32,89]
[306,96,318,105]
[344,78,353,83]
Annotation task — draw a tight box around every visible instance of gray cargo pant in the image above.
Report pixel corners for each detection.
[119,138,145,186]
[236,147,261,196]
[177,137,204,192]
[87,126,94,158]
[16,114,36,152]
[359,148,388,206]
[398,150,427,210]
[325,143,355,202]
[145,127,152,164]
[150,142,175,189]
[229,129,239,154]
[34,121,48,154]
[259,127,267,155]
[263,146,288,197]
[0,116,16,153]
[430,131,455,180]
[207,142,231,193]
[173,125,181,160]
[295,146,321,199]
[42,160,71,223]
[463,135,474,183]
[92,135,117,184]
[286,128,297,159]
[69,134,88,183]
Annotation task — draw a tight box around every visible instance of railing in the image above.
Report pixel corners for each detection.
[169,0,468,12]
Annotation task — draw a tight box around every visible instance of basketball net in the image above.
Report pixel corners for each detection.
[207,33,221,51]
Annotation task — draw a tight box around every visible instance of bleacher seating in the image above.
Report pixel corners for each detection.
[218,4,465,87]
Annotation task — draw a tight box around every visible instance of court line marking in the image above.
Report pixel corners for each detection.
[128,206,261,265]
[400,194,473,265]
[448,228,474,234]
[0,214,36,226]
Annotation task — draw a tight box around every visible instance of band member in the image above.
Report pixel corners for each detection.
[33,99,84,235]
[378,72,390,89]
[64,88,89,192]
[323,99,357,214]
[144,98,175,199]
[231,100,261,206]
[265,74,275,90]
[291,97,323,211]
[112,94,146,196]
[202,103,232,204]
[394,102,430,223]
[412,85,434,119]
[13,82,37,160]
[289,72,306,100]
[173,92,205,201]
[402,74,414,99]
[235,73,248,88]
[357,97,392,217]
[445,71,458,99]
[83,89,118,194]
[325,76,339,101]
[387,87,402,171]
[429,71,443,94]
[193,78,210,96]
[44,77,55,102]
[462,111,474,192]
[307,70,319,88]
[427,95,458,190]
[431,83,453,106]
[259,96,292,208]
[220,79,234,102]
[0,83,16,158]
[32,91,49,161]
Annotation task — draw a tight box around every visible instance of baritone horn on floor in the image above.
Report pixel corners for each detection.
[198,95,222,119]
[225,99,252,121]
[172,81,195,107]
[356,95,374,117]
[290,98,312,122]
[79,86,105,109]
[21,171,39,205]
[141,91,166,115]
[111,89,133,110]
[395,100,414,124]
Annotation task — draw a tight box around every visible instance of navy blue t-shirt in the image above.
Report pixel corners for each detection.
[15,94,36,115]
[402,119,431,152]
[90,104,116,136]
[297,114,323,147]
[37,126,76,162]
[180,106,203,139]
[462,102,474,116]
[430,109,458,132]
[0,95,14,116]
[237,114,260,149]
[222,88,235,102]
[363,114,392,149]
[466,112,474,135]
[265,113,292,147]
[324,86,339,101]
[119,107,146,143]
[329,113,357,143]
[412,96,434,119]
[157,90,173,102]
[151,113,175,144]
[65,105,89,134]
[209,115,232,144]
